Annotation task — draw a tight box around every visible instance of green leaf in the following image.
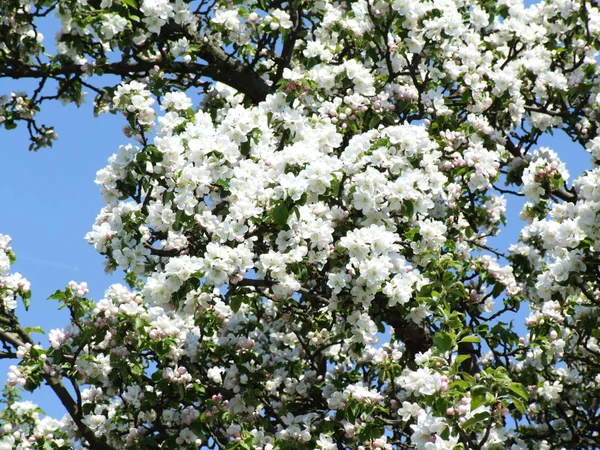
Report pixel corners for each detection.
[134,317,147,333]
[48,290,65,301]
[368,114,380,130]
[162,190,174,204]
[121,0,137,7]
[21,291,31,310]
[459,335,480,344]
[404,227,419,240]
[461,410,491,429]
[7,251,16,264]
[465,226,474,238]
[469,392,486,410]
[141,437,159,449]
[240,140,251,157]
[450,380,470,391]
[24,326,45,335]
[403,199,414,218]
[230,296,242,313]
[491,282,505,299]
[297,192,308,206]
[271,202,290,228]
[511,396,526,414]
[433,332,453,353]
[454,354,471,365]
[173,210,184,231]
[507,382,529,400]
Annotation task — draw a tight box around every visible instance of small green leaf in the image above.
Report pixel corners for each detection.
[24,326,45,335]
[491,282,505,299]
[511,396,526,414]
[240,140,251,157]
[48,290,65,301]
[461,410,491,429]
[450,379,470,389]
[162,190,174,204]
[433,332,453,353]
[459,335,481,344]
[454,354,471,365]
[507,382,529,400]
[121,0,137,8]
[230,296,242,314]
[135,317,147,332]
[271,202,290,228]
[297,193,308,206]
[21,291,31,310]
[403,199,414,218]
[368,114,380,130]
[173,210,184,231]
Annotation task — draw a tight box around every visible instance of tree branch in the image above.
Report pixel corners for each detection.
[2,49,270,105]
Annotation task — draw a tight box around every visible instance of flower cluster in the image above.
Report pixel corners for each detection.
[0,235,30,311]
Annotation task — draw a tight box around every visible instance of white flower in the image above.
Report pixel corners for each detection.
[49,328,67,349]
[316,433,337,450]
[398,368,444,397]
[344,382,383,404]
[7,365,25,387]
[100,13,128,39]
[538,380,563,401]
[207,366,225,385]
[0,251,9,276]
[162,92,193,111]
[398,401,423,421]
[410,413,447,449]
[271,9,293,29]
[212,9,240,31]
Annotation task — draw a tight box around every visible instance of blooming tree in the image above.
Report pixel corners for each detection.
[2,0,600,448]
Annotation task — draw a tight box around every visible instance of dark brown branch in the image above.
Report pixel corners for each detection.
[3,48,270,104]
[372,294,432,358]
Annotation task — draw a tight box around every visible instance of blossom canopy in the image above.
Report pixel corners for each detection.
[1,0,600,449]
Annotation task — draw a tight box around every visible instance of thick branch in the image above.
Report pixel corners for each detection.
[369,293,432,358]
[2,48,270,104]
[199,40,270,103]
